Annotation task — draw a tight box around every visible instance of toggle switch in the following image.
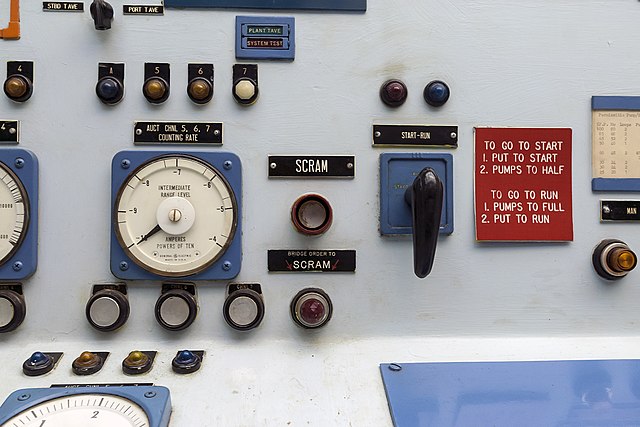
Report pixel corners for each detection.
[155,283,198,331]
[187,64,214,104]
[143,63,170,104]
[380,79,408,107]
[379,153,454,278]
[0,285,26,333]
[290,288,333,329]
[72,351,107,376]
[96,63,124,105]
[592,239,637,280]
[90,0,114,30]
[172,350,202,374]
[85,284,130,332]
[223,283,264,331]
[291,193,333,236]
[232,64,259,105]
[423,80,450,107]
[4,61,33,103]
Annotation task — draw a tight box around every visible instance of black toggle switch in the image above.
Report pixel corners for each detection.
[90,0,114,30]
[404,168,443,278]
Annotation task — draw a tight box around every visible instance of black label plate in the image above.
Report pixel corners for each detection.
[373,125,458,147]
[134,122,222,145]
[601,200,640,221]
[123,5,164,14]
[268,155,355,178]
[43,2,84,11]
[0,121,19,143]
[268,250,356,272]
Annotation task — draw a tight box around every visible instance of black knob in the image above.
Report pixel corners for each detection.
[404,168,443,278]
[0,289,26,333]
[86,289,130,332]
[155,289,198,331]
[90,0,114,30]
[96,76,124,105]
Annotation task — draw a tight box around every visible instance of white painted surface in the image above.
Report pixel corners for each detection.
[1,1,640,425]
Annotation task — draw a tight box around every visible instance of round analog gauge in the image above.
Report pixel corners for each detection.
[0,394,149,426]
[115,155,237,277]
[0,161,28,266]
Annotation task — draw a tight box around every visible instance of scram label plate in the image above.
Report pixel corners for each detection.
[166,0,365,11]
[268,155,355,178]
[268,250,356,272]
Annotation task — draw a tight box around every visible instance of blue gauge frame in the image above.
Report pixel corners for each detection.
[110,151,242,281]
[0,149,38,280]
[0,385,171,426]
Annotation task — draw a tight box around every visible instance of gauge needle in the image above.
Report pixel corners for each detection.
[138,224,162,245]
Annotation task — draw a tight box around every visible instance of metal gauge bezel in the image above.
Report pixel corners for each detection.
[0,161,29,266]
[0,385,171,427]
[0,149,38,280]
[110,151,242,281]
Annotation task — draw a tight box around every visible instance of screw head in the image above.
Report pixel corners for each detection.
[9,127,16,135]
[12,261,22,271]
[17,394,30,401]
[121,159,131,169]
[602,205,611,214]
[14,158,24,168]
[450,132,457,139]
[374,131,381,138]
[388,363,402,372]
[347,162,354,169]
[119,261,129,271]
[222,261,232,271]
[144,391,156,398]
[270,162,277,170]
[223,160,232,170]
[214,130,220,136]
[135,129,143,136]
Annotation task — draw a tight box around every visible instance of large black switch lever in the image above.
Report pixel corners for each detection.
[404,168,443,278]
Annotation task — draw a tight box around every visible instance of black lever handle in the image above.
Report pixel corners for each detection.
[404,168,444,278]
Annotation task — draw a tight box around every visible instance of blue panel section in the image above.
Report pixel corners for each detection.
[380,153,454,235]
[110,151,242,281]
[592,96,640,110]
[0,149,38,280]
[236,16,295,60]
[166,0,366,12]
[593,178,640,192]
[0,386,171,426]
[381,360,640,427]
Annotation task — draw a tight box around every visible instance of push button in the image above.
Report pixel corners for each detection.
[188,78,213,104]
[0,288,25,333]
[423,80,450,107]
[85,285,130,332]
[143,77,169,103]
[593,239,637,280]
[380,79,408,107]
[233,64,259,105]
[223,283,264,331]
[155,284,198,331]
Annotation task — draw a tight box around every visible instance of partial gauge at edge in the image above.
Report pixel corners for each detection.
[110,151,242,280]
[0,149,38,280]
[0,385,171,427]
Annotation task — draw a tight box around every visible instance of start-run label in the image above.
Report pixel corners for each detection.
[474,127,573,241]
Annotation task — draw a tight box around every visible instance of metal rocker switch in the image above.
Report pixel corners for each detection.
[405,168,443,278]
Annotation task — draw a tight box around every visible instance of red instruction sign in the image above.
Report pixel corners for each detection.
[475,127,573,241]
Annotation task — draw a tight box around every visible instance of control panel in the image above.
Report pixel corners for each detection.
[1,1,640,425]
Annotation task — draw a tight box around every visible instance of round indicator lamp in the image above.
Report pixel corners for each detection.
[380,79,408,107]
[122,350,153,375]
[4,75,32,102]
[72,351,104,376]
[114,155,238,277]
[593,239,638,280]
[290,288,333,329]
[143,77,169,104]
[187,77,213,104]
[423,80,450,107]
[96,76,124,105]
[233,78,258,105]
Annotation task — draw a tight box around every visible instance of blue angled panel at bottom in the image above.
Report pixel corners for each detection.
[166,0,366,11]
[380,360,640,427]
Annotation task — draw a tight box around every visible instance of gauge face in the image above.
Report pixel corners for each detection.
[0,161,28,266]
[0,394,150,427]
[115,155,237,277]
